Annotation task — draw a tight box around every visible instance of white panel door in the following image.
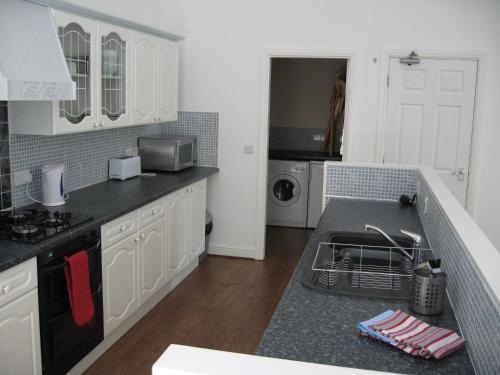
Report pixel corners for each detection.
[0,289,42,375]
[165,189,188,282]
[102,235,139,336]
[187,180,206,263]
[131,32,156,124]
[384,58,478,205]
[156,38,178,122]
[138,218,166,305]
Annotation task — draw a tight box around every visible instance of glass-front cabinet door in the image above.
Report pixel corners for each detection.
[52,11,98,133]
[99,24,131,127]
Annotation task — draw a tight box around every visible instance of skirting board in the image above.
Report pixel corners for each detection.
[67,258,199,375]
[208,244,257,259]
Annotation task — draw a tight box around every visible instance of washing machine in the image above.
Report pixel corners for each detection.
[267,160,310,228]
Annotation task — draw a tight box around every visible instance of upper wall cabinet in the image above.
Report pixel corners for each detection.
[131,33,178,124]
[9,11,178,135]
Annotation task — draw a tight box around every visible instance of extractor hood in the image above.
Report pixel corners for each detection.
[0,0,75,100]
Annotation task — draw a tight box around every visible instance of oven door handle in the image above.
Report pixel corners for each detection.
[40,239,101,273]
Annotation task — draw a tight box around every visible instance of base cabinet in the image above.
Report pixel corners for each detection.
[0,289,42,375]
[102,235,139,337]
[101,179,207,337]
[139,218,166,305]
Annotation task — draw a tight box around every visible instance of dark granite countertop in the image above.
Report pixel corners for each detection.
[268,149,342,162]
[0,167,219,272]
[256,198,474,374]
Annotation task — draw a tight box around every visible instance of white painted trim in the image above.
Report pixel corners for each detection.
[256,48,358,260]
[208,244,256,259]
[153,344,397,375]
[67,258,199,375]
[375,49,487,217]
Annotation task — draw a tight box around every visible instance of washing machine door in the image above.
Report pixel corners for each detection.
[269,174,301,207]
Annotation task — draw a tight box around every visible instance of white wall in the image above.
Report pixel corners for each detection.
[270,58,346,129]
[66,0,500,255]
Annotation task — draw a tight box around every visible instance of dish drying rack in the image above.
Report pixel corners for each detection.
[308,242,434,299]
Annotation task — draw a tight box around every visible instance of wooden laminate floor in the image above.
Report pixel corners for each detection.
[85,226,311,375]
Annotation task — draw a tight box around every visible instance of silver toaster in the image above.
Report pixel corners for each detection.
[138,136,196,172]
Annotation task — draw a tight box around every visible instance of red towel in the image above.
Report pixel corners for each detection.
[64,250,95,326]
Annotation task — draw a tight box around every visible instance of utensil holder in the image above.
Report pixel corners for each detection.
[410,268,447,315]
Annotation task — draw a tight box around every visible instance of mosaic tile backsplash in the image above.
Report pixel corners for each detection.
[416,172,499,375]
[269,127,327,152]
[10,111,218,207]
[0,102,11,210]
[324,164,417,203]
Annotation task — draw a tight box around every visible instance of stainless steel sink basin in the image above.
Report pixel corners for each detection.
[302,231,432,299]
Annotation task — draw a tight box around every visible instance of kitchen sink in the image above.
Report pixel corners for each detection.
[302,231,432,299]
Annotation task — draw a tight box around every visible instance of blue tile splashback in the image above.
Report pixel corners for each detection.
[0,102,11,210]
[416,172,500,375]
[10,111,218,207]
[324,164,417,203]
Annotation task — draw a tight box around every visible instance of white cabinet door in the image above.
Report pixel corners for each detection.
[165,189,188,282]
[102,235,139,337]
[52,11,98,133]
[138,218,166,305]
[131,32,156,124]
[98,22,132,128]
[156,38,178,122]
[0,289,42,375]
[187,180,206,262]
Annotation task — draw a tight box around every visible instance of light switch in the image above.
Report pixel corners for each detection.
[244,145,254,154]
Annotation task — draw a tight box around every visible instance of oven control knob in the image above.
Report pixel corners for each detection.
[0,285,10,294]
[140,233,145,239]
[153,209,158,214]
[135,237,140,243]
[120,225,126,232]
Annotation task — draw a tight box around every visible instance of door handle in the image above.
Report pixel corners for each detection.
[451,168,465,181]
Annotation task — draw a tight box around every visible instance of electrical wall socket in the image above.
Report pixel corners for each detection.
[313,134,325,142]
[125,147,138,157]
[243,145,254,154]
[13,170,32,186]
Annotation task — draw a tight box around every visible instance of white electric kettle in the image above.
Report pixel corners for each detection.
[41,164,65,206]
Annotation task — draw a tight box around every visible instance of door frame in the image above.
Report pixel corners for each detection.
[375,49,487,216]
[255,48,357,260]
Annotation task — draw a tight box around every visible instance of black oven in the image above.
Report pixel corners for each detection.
[37,230,103,375]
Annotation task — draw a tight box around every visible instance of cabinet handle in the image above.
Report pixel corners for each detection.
[120,225,126,232]
[0,285,10,295]
[140,233,145,239]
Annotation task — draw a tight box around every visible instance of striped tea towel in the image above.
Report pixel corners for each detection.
[356,310,396,344]
[369,310,465,359]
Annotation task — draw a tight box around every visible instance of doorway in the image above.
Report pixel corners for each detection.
[383,55,479,207]
[256,49,357,260]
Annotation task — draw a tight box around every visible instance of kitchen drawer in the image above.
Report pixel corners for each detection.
[0,258,37,309]
[138,198,166,228]
[102,211,138,248]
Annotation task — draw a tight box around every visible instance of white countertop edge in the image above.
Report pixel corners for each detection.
[152,344,401,375]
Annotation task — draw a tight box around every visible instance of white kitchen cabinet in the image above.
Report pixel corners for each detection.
[156,38,178,122]
[138,218,166,305]
[102,234,139,337]
[131,33,178,124]
[99,23,132,128]
[131,31,156,124]
[187,179,207,263]
[165,188,188,282]
[0,289,42,375]
[9,11,178,135]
